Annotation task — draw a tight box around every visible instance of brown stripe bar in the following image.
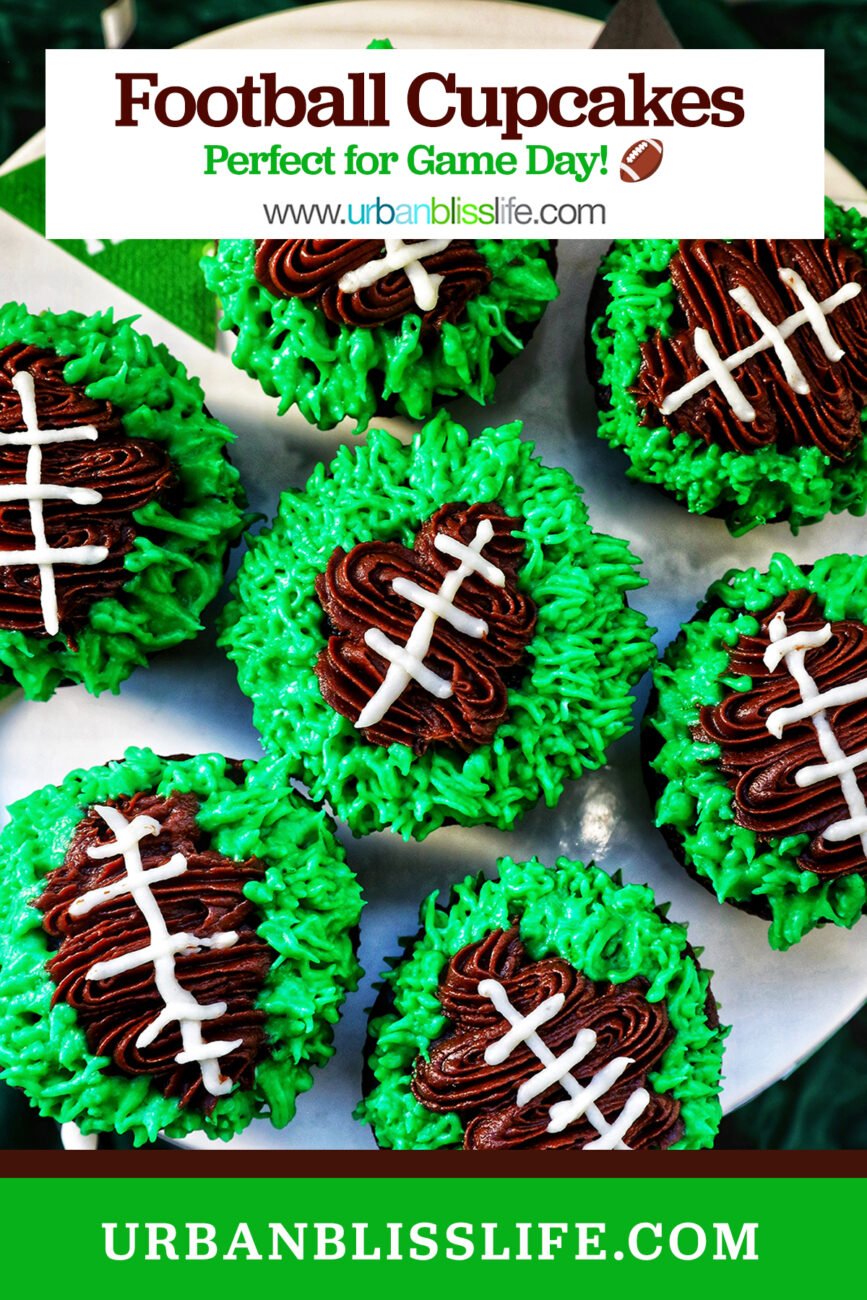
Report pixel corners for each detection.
[3,1150,866,1177]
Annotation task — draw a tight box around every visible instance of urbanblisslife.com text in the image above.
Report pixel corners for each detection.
[260,195,606,228]
[102,1218,759,1263]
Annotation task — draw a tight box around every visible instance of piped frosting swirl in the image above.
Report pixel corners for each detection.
[35,790,273,1112]
[314,501,537,753]
[411,928,681,1150]
[254,238,492,330]
[0,343,175,637]
[634,238,867,460]
[697,588,867,879]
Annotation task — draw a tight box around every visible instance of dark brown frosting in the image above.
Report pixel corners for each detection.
[634,239,867,460]
[254,238,492,331]
[411,928,682,1150]
[314,501,537,753]
[0,343,175,637]
[35,791,272,1112]
[697,589,867,878]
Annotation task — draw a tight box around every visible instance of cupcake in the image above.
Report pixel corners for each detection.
[0,303,246,699]
[586,199,867,535]
[358,856,726,1150]
[0,748,363,1145]
[644,552,867,950]
[220,411,655,840]
[202,237,558,430]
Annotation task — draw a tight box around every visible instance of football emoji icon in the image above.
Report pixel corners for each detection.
[620,139,664,183]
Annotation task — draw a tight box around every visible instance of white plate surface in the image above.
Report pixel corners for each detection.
[1,2,865,1151]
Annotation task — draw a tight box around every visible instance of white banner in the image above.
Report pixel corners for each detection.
[45,47,825,239]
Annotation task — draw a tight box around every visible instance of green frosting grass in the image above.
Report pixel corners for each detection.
[357,856,726,1150]
[0,748,364,1145]
[0,303,247,700]
[589,200,867,536]
[220,411,655,840]
[202,239,558,430]
[646,552,867,950]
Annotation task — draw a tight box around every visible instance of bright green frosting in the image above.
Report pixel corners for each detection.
[220,410,655,840]
[589,199,867,535]
[357,856,727,1150]
[0,303,247,700]
[646,552,867,950]
[201,238,558,430]
[0,748,364,1145]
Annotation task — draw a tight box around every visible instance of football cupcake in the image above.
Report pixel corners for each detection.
[587,199,867,535]
[357,856,726,1150]
[202,237,558,430]
[0,303,246,699]
[645,552,867,950]
[0,748,363,1145]
[220,411,655,840]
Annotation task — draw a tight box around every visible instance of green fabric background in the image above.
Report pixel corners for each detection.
[0,158,216,345]
[0,0,864,1150]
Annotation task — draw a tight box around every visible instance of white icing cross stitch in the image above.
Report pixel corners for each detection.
[338,238,453,312]
[356,516,505,731]
[661,265,862,421]
[478,978,650,1150]
[763,611,867,855]
[74,804,243,1098]
[0,370,108,636]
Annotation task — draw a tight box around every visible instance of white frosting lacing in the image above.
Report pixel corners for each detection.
[356,516,505,731]
[660,266,862,421]
[76,804,242,1098]
[337,238,452,311]
[0,371,109,636]
[763,611,867,853]
[478,978,650,1150]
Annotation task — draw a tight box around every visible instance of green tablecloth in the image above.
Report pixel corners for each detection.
[0,158,215,344]
[0,0,864,1151]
